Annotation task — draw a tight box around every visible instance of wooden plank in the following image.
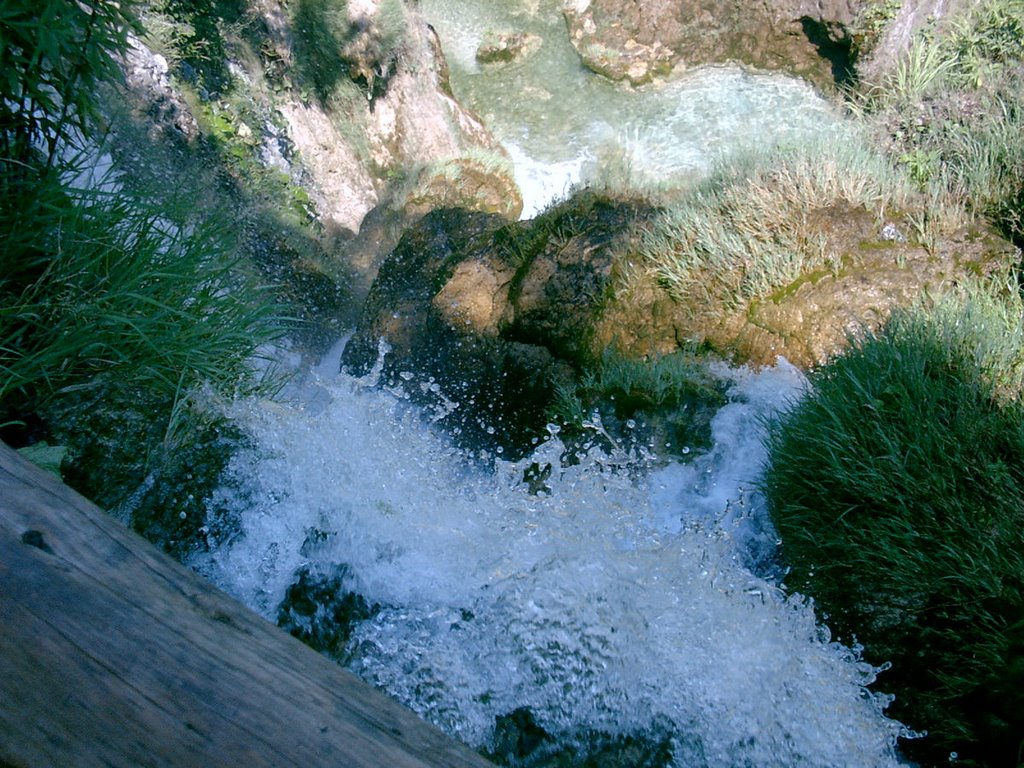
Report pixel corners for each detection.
[0,442,493,768]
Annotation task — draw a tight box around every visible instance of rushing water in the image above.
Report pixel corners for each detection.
[195,2,914,763]
[195,347,908,766]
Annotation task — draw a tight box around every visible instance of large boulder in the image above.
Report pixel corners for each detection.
[562,0,865,88]
[340,193,655,453]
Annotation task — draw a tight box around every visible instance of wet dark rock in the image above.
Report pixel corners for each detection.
[482,707,675,768]
[44,389,245,560]
[277,563,377,662]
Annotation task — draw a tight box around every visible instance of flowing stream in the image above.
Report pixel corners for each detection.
[418,0,850,216]
[195,1,913,764]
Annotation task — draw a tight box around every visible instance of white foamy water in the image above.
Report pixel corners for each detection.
[194,350,908,766]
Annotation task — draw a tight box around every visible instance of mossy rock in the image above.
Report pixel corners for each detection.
[401,155,524,221]
[562,0,858,89]
[482,707,675,768]
[341,192,657,458]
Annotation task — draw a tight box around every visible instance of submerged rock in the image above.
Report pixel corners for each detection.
[278,563,377,662]
[483,706,675,768]
[475,30,542,65]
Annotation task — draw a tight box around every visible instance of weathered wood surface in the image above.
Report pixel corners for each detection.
[0,442,493,768]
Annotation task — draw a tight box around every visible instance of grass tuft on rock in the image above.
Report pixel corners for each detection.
[636,132,913,316]
[762,283,1024,767]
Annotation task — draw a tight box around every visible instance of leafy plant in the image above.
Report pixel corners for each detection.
[291,0,407,103]
[0,168,283,415]
[0,0,288,555]
[885,35,957,105]
[763,284,1024,766]
[856,0,1024,243]
[0,0,141,164]
[943,0,1024,89]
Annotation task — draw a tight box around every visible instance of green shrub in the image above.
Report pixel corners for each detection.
[0,0,140,164]
[943,0,1024,90]
[0,168,281,416]
[762,287,1024,766]
[0,161,286,540]
[857,0,1024,244]
[148,0,247,93]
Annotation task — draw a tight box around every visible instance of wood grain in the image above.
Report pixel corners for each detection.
[0,442,492,768]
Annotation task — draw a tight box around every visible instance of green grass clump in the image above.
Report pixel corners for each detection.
[762,285,1024,766]
[0,0,287,554]
[547,348,725,457]
[637,133,912,313]
[0,170,281,414]
[857,0,1024,244]
[0,160,286,546]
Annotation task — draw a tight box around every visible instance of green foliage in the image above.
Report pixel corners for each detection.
[638,133,912,313]
[943,0,1024,89]
[858,0,1024,243]
[150,0,247,92]
[932,91,1024,244]
[0,0,141,163]
[887,35,958,104]
[16,441,67,478]
[762,286,1024,766]
[0,0,288,554]
[580,348,718,413]
[0,165,282,415]
[291,0,351,103]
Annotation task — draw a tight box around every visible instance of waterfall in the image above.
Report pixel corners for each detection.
[193,348,909,766]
